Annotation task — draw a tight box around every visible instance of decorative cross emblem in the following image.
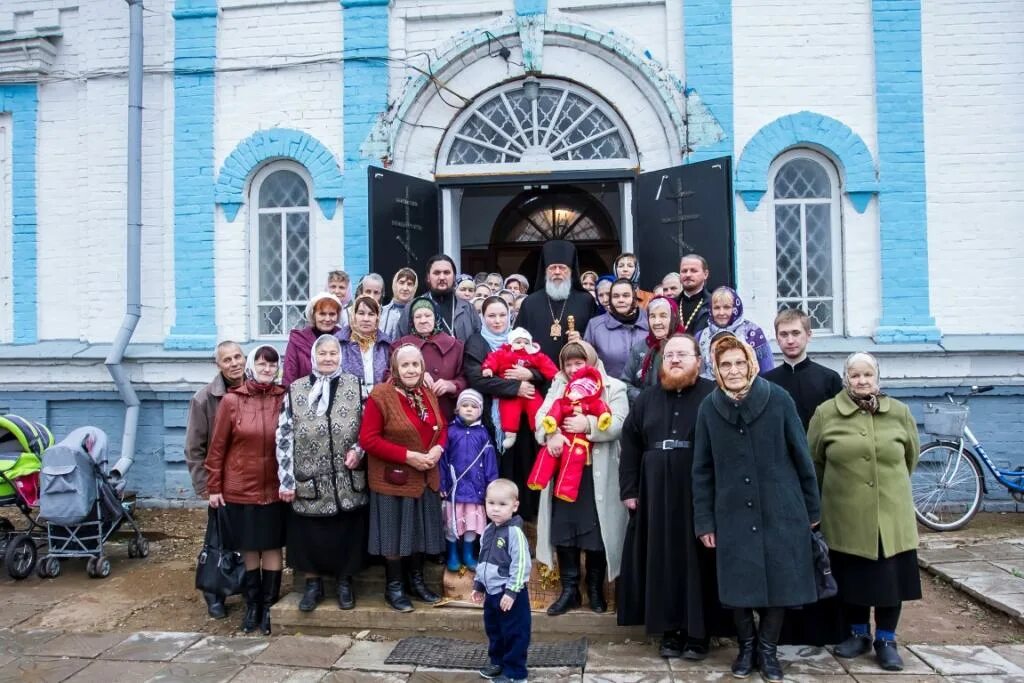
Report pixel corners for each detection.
[657,175,699,256]
[392,186,422,265]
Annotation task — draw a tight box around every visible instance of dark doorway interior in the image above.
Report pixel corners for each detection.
[460,183,621,281]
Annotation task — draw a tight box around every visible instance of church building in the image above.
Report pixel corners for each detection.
[0,0,1022,502]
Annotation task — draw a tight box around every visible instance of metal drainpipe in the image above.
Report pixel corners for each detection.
[106,0,143,480]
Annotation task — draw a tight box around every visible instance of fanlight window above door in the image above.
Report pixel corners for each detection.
[438,80,637,175]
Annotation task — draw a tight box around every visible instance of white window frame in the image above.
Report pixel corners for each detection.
[768,148,845,335]
[436,79,639,177]
[248,161,315,341]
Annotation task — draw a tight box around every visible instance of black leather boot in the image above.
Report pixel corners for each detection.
[547,546,582,616]
[731,608,758,678]
[298,577,323,612]
[203,591,227,619]
[385,559,414,612]
[584,550,607,614]
[259,569,282,636]
[756,607,785,683]
[336,575,355,610]
[874,639,904,671]
[241,569,262,633]
[405,554,442,604]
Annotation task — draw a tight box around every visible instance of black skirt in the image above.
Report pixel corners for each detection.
[287,507,368,577]
[550,464,604,551]
[830,541,922,607]
[221,502,286,551]
[367,489,445,557]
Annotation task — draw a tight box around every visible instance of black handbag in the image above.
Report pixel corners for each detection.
[811,529,839,600]
[195,509,245,597]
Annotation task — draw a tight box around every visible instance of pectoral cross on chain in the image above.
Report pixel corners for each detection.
[659,175,699,257]
[392,186,422,265]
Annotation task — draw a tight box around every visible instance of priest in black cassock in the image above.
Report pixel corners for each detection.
[515,240,598,364]
[676,254,712,336]
[762,308,843,430]
[617,333,730,660]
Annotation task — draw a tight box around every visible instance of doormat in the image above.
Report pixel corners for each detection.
[384,636,588,669]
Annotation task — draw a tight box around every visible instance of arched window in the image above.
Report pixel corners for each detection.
[438,79,637,175]
[250,163,312,338]
[770,150,844,333]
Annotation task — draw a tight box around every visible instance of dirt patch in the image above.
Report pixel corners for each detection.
[3,509,1024,643]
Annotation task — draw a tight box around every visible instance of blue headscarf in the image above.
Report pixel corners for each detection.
[478,296,511,449]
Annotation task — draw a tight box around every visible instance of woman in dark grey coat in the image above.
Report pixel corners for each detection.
[693,336,820,683]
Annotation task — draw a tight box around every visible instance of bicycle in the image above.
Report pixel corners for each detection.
[911,385,1024,531]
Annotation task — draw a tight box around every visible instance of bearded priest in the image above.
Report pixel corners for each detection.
[617,333,730,660]
[515,240,599,364]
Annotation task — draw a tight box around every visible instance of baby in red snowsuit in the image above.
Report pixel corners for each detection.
[528,366,612,502]
[482,327,559,449]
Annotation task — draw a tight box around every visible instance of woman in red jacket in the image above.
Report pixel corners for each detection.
[359,344,448,612]
[206,344,287,635]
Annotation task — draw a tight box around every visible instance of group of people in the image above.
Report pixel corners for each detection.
[185,241,922,683]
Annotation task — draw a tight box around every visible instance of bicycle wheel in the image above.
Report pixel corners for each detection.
[912,441,983,531]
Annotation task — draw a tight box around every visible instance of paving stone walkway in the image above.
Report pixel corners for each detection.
[3,628,1024,682]
[919,535,1024,626]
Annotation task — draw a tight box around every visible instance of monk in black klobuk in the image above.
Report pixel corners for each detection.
[617,333,731,660]
[514,240,598,364]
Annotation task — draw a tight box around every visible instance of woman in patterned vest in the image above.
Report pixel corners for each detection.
[277,334,369,612]
[359,344,447,612]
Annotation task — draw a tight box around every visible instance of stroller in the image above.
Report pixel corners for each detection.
[38,427,148,579]
[0,414,52,579]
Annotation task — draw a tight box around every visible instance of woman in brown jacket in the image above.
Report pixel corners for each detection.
[359,344,448,612]
[206,344,287,635]
[393,296,468,421]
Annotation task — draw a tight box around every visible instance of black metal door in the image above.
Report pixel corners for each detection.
[634,157,734,291]
[368,167,440,279]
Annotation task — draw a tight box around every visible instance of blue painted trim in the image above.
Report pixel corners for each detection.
[872,0,940,343]
[684,0,733,162]
[734,111,879,213]
[515,0,548,16]
[1,85,39,345]
[214,128,344,221]
[342,0,389,281]
[166,0,218,351]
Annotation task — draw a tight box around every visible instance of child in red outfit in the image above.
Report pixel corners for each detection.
[527,366,612,502]
[481,328,559,449]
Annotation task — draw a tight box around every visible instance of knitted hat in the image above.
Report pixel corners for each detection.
[456,388,484,410]
[508,327,532,344]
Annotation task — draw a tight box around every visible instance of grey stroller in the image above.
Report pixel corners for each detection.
[37,427,148,578]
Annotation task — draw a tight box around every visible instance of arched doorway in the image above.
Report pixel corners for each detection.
[460,186,619,278]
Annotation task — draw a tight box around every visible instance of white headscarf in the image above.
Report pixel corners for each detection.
[245,345,281,383]
[308,334,344,416]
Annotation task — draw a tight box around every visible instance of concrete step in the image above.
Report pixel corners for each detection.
[290,563,446,593]
[270,590,645,641]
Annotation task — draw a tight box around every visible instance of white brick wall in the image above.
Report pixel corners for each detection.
[215,1,344,343]
[922,0,1024,335]
[731,0,880,339]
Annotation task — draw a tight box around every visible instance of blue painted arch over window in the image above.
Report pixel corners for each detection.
[215,128,344,221]
[735,112,878,213]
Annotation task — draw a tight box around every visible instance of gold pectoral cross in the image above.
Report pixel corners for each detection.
[550,320,562,339]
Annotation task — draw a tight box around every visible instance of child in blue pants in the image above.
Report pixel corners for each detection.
[472,479,532,683]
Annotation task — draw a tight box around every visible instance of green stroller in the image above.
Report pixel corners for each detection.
[0,414,52,579]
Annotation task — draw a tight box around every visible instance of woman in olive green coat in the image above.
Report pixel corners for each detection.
[808,352,920,673]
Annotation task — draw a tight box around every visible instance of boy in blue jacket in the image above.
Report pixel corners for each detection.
[472,479,532,683]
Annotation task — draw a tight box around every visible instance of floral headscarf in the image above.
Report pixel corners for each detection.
[843,351,884,413]
[711,336,759,401]
[699,286,769,366]
[308,335,344,416]
[389,343,428,417]
[641,296,685,381]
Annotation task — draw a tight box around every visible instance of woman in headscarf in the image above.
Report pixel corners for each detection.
[620,295,684,404]
[534,340,629,616]
[696,286,773,379]
[580,270,599,296]
[336,295,392,402]
[613,252,654,309]
[379,267,418,340]
[278,335,368,613]
[463,296,543,520]
[283,292,343,388]
[454,274,476,302]
[693,337,820,683]
[394,296,467,421]
[206,345,287,635]
[595,275,615,312]
[503,273,529,297]
[358,344,447,612]
[584,278,650,379]
[808,352,921,672]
